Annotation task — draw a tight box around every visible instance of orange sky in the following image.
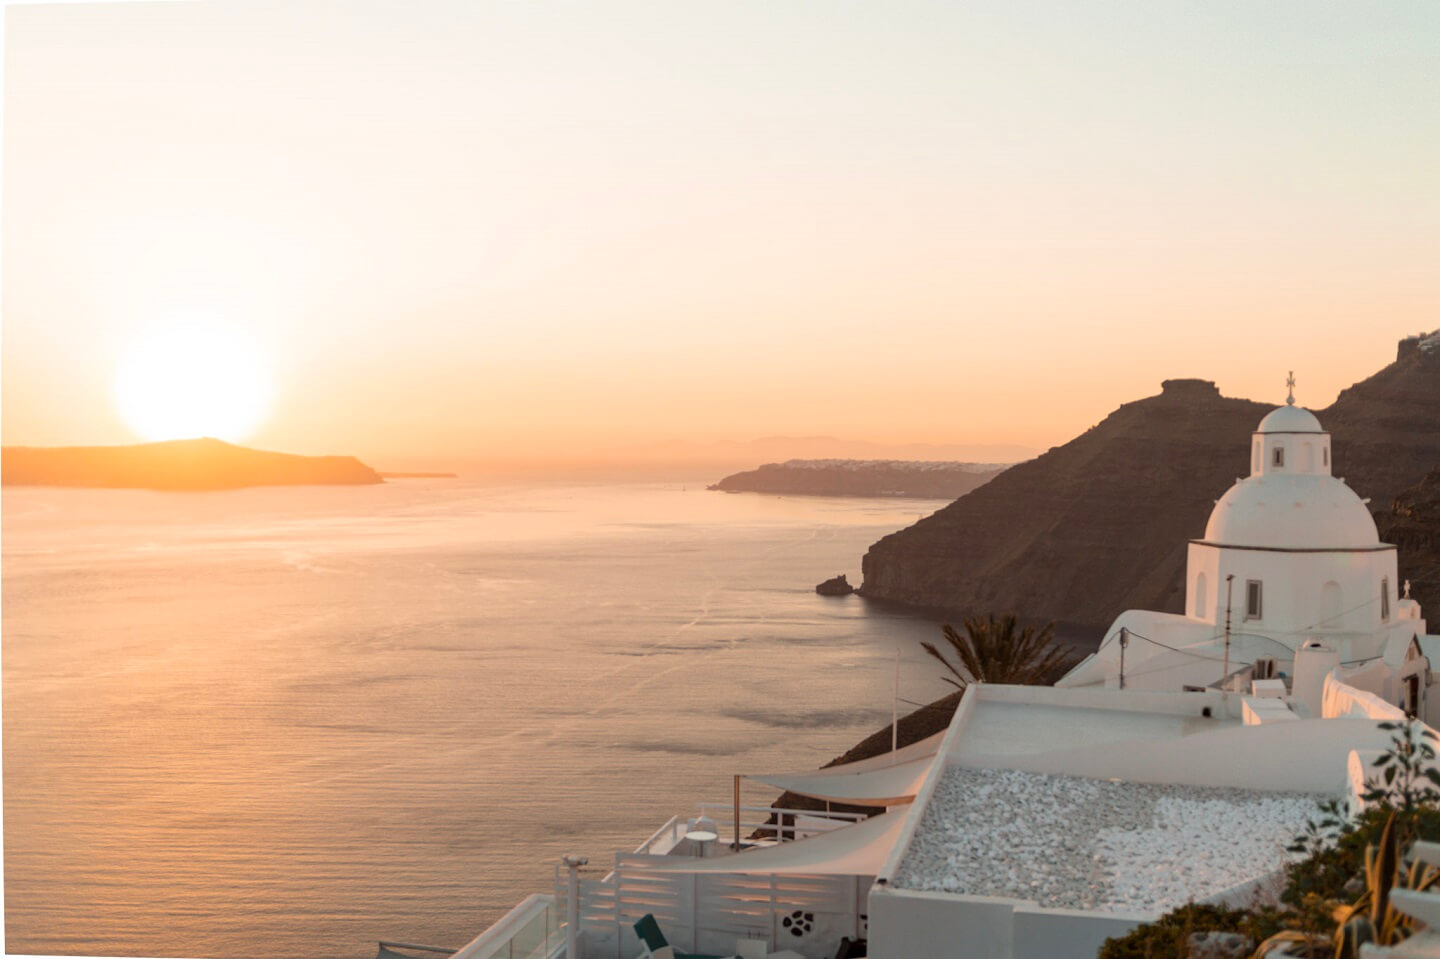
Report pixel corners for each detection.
[3,1,1437,470]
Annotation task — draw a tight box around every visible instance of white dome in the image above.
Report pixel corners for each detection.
[1203,474,1380,549]
[1256,405,1324,434]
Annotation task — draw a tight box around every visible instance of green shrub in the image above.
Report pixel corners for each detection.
[1098,903,1283,959]
[1283,807,1440,906]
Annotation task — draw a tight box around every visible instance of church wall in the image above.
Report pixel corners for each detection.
[1197,546,1398,638]
[1185,543,1220,621]
[1254,433,1332,479]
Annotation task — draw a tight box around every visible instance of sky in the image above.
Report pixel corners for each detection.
[3,0,1437,470]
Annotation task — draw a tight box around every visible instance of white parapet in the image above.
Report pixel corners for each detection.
[1251,679,1287,699]
[1242,697,1298,725]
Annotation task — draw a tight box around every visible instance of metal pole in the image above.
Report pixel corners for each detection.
[1223,575,1235,689]
[733,774,741,851]
[1118,627,1128,690]
[892,647,900,757]
[563,854,588,959]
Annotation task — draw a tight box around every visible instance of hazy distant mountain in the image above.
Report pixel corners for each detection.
[619,436,1039,469]
[861,337,1440,629]
[2,437,383,490]
[710,459,1011,498]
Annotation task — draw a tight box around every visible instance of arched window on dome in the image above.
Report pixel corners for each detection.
[1382,578,1391,622]
[1194,573,1208,619]
[1253,440,1262,474]
[1301,442,1314,471]
[1272,445,1285,469]
[1323,445,1329,468]
[1321,581,1342,628]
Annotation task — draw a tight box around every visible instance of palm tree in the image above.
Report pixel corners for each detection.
[921,613,1077,689]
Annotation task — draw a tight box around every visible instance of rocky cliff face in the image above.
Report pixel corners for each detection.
[861,343,1440,629]
[1376,467,1440,619]
[2,437,383,490]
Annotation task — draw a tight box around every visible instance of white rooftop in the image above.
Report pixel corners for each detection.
[952,699,1232,759]
[891,767,1320,914]
[1203,472,1381,550]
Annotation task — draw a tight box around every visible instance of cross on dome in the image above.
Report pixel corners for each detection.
[1286,371,1296,406]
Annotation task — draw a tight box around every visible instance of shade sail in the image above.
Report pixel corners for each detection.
[747,755,934,806]
[636,812,903,876]
[807,730,945,774]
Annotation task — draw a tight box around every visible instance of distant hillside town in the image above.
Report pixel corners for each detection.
[710,459,1011,499]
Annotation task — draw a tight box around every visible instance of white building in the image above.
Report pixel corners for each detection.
[444,378,1440,959]
[1059,382,1437,721]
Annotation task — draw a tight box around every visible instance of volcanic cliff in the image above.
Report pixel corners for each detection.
[1376,467,1440,618]
[860,339,1440,629]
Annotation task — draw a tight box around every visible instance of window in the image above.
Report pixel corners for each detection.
[1382,578,1391,621]
[1272,446,1285,468]
[1323,446,1329,467]
[1245,580,1263,620]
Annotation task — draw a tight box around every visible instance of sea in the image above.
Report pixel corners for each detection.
[2,478,962,959]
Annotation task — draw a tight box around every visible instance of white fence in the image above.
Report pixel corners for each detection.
[564,854,870,959]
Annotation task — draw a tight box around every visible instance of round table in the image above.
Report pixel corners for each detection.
[684,829,718,857]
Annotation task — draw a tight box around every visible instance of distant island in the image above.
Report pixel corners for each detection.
[378,471,458,479]
[709,459,1011,498]
[2,437,384,490]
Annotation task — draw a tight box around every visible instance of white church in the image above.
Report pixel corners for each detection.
[1058,376,1436,721]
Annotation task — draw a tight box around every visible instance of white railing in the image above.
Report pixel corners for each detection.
[628,805,867,862]
[452,894,563,959]
[632,815,685,855]
[694,803,867,846]
[379,942,456,955]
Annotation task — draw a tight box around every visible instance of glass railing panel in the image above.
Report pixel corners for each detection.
[507,908,547,959]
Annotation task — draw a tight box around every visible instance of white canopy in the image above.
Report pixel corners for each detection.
[743,730,944,805]
[746,755,934,806]
[804,730,945,773]
[639,812,903,876]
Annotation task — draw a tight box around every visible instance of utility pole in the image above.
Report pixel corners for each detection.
[1223,574,1235,689]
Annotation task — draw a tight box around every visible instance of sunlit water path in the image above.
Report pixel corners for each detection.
[3,480,955,959]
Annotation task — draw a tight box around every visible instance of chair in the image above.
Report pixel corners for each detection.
[633,914,733,959]
[735,937,807,959]
[735,941,768,959]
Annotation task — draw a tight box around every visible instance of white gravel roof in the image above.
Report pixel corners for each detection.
[892,767,1324,915]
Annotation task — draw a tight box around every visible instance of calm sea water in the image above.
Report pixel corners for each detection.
[2,479,956,959]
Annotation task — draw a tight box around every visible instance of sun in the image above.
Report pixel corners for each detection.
[113,321,273,443]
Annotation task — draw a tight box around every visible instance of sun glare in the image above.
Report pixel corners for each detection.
[113,321,273,443]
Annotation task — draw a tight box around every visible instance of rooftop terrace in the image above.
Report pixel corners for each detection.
[892,767,1321,914]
